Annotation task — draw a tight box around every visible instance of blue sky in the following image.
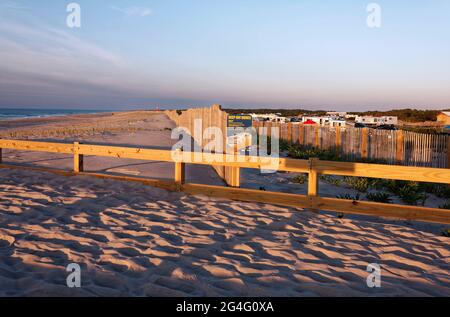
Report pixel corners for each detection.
[0,0,449,110]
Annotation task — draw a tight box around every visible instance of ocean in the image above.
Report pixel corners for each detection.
[0,108,108,121]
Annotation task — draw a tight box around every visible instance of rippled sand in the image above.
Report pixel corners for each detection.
[0,169,448,297]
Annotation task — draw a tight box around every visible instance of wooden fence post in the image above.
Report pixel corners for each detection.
[298,124,304,145]
[308,157,319,210]
[230,144,240,187]
[314,126,320,148]
[396,130,404,165]
[335,126,341,151]
[174,149,185,188]
[361,128,369,160]
[287,123,292,144]
[231,166,241,188]
[447,137,450,168]
[73,142,84,172]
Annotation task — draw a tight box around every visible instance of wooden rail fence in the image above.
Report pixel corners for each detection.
[1,139,450,224]
[254,121,450,168]
[165,104,242,187]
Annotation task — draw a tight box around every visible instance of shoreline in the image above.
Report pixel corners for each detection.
[0,108,114,122]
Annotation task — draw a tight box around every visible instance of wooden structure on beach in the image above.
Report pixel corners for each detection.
[254,121,450,168]
[165,105,240,187]
[1,138,450,225]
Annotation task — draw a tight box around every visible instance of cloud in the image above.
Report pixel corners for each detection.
[0,20,133,99]
[0,1,31,11]
[0,19,186,108]
[111,6,152,17]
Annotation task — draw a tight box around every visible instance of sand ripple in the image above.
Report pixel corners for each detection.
[0,169,449,297]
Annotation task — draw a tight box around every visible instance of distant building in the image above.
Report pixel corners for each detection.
[301,116,329,125]
[326,111,347,118]
[303,119,317,125]
[250,113,277,121]
[437,112,450,125]
[250,113,288,123]
[329,118,347,127]
[355,116,398,126]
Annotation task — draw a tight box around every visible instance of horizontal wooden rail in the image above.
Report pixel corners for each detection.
[316,160,450,184]
[0,139,73,154]
[76,143,310,173]
[1,138,449,224]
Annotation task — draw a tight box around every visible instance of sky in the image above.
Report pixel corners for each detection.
[0,0,449,111]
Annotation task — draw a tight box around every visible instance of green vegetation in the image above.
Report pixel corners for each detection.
[366,192,392,203]
[285,144,342,161]
[344,177,373,193]
[320,175,343,187]
[401,126,449,135]
[324,176,447,206]
[439,201,450,210]
[397,183,427,206]
[348,109,440,123]
[336,193,361,201]
[291,174,307,184]
[281,142,388,164]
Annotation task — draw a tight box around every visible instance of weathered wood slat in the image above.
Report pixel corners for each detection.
[183,183,311,209]
[0,139,73,154]
[316,160,450,184]
[316,197,450,224]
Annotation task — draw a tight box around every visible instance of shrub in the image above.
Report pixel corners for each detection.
[439,201,450,210]
[320,175,342,186]
[291,174,308,184]
[397,182,427,206]
[287,145,342,161]
[366,192,392,203]
[344,177,372,193]
[336,193,361,201]
[428,184,450,200]
[380,179,409,195]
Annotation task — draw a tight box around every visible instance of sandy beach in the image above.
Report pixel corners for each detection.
[0,112,449,296]
[0,111,223,186]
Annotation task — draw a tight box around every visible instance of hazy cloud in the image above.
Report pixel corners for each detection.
[0,19,187,108]
[0,1,31,11]
[111,5,152,17]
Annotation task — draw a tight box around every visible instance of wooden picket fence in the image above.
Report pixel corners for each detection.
[254,121,450,168]
[1,138,450,224]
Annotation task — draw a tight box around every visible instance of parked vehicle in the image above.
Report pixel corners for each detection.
[376,124,397,131]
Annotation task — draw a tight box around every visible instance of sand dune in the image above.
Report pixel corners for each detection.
[0,168,448,297]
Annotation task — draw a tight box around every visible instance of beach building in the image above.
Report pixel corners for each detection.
[329,118,347,127]
[437,112,450,125]
[250,113,288,123]
[301,116,329,126]
[355,115,398,126]
[326,111,347,117]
